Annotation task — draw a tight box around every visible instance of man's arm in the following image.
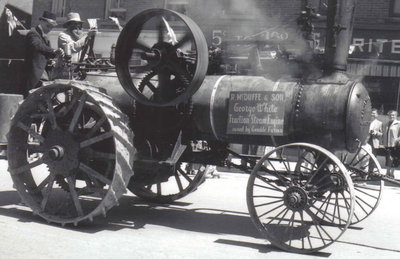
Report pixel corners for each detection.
[376,121,383,137]
[58,32,87,53]
[27,31,57,58]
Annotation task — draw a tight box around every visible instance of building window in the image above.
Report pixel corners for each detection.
[106,0,126,21]
[51,0,67,17]
[390,0,400,17]
[318,0,328,16]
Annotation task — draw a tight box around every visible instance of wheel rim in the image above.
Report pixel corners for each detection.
[129,162,207,204]
[338,145,384,224]
[247,143,354,253]
[7,81,133,225]
[116,8,208,106]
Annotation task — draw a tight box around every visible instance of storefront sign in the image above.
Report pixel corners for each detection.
[227,91,285,135]
[209,26,400,61]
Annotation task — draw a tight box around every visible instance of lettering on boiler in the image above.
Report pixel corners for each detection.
[227,91,286,136]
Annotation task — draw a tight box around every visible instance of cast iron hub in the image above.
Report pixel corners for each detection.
[43,129,80,177]
[283,186,308,211]
[329,172,346,193]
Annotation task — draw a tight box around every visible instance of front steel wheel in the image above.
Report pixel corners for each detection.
[247,143,355,253]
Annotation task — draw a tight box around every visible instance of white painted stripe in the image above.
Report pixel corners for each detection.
[210,75,227,140]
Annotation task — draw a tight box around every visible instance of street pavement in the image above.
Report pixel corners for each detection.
[0,159,399,259]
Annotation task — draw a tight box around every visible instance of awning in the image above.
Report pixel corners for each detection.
[347,58,400,77]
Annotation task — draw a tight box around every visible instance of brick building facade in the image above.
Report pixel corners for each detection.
[2,0,400,112]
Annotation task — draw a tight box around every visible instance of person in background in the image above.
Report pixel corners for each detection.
[25,11,64,96]
[365,108,383,173]
[368,108,383,152]
[383,110,400,178]
[58,12,96,62]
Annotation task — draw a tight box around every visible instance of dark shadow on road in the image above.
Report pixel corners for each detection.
[1,190,400,255]
[215,239,331,257]
[0,190,259,238]
[333,239,400,254]
[0,190,21,206]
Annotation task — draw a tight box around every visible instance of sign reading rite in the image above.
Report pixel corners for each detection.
[227,91,285,135]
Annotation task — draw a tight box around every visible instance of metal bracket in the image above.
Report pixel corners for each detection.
[166,131,187,164]
[333,24,346,34]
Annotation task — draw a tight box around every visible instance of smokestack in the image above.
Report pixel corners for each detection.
[324,0,357,75]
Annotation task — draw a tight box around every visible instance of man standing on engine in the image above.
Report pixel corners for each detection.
[57,12,96,62]
[25,11,64,96]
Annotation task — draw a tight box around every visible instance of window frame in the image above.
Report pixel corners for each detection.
[389,0,400,17]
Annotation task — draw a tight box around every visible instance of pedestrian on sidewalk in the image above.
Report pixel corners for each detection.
[383,110,400,178]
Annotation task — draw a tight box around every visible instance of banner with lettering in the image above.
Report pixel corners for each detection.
[227,91,286,136]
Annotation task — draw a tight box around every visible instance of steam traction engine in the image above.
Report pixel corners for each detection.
[5,3,385,254]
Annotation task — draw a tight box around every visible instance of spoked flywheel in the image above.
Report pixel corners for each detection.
[338,145,384,224]
[7,80,134,226]
[247,143,355,253]
[115,8,208,106]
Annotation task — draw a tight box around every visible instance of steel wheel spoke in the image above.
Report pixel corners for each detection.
[276,207,290,225]
[37,175,51,191]
[253,183,284,193]
[278,149,291,173]
[352,153,369,167]
[174,171,184,192]
[80,132,113,148]
[258,203,285,218]
[354,186,379,199]
[174,32,192,49]
[254,199,283,208]
[305,208,334,243]
[134,40,152,52]
[355,199,369,214]
[67,176,84,216]
[356,195,374,209]
[262,161,290,187]
[255,174,285,192]
[253,195,283,199]
[156,183,162,196]
[10,157,46,175]
[86,115,107,138]
[68,93,87,133]
[348,147,362,165]
[79,163,112,185]
[45,94,58,130]
[353,184,380,191]
[144,81,157,93]
[89,149,116,160]
[177,167,193,183]
[17,122,45,143]
[266,207,288,225]
[56,91,80,117]
[41,174,55,211]
[305,157,329,185]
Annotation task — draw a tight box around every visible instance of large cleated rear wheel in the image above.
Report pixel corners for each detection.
[247,143,355,253]
[338,145,384,224]
[7,80,134,226]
